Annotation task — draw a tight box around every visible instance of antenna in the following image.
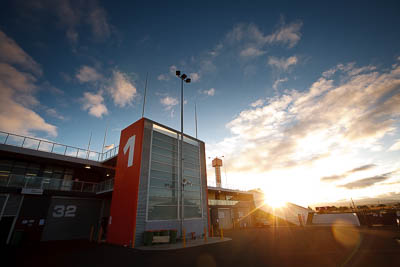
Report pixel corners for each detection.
[101,121,108,154]
[194,102,198,139]
[142,72,149,118]
[86,131,92,159]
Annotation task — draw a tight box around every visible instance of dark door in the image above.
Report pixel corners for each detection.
[0,217,14,244]
[14,195,51,245]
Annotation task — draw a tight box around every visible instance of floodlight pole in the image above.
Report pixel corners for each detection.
[176,71,190,239]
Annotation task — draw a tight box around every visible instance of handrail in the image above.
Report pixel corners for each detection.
[0,130,119,162]
[0,174,114,193]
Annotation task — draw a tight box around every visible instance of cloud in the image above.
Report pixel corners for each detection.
[87,3,111,40]
[46,108,65,120]
[264,20,303,48]
[320,164,376,182]
[160,96,178,110]
[201,88,215,96]
[106,70,137,107]
[190,72,200,82]
[80,91,108,118]
[157,74,169,81]
[76,65,103,83]
[273,77,288,90]
[0,31,56,137]
[250,99,264,107]
[240,47,266,58]
[388,139,400,151]
[0,30,42,76]
[268,56,298,71]
[338,172,393,189]
[21,0,113,44]
[169,65,177,75]
[208,61,400,181]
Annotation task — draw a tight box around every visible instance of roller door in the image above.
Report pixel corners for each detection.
[41,197,101,241]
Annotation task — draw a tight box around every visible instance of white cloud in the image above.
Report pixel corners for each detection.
[268,56,298,71]
[273,77,288,90]
[264,20,303,48]
[323,63,376,78]
[23,0,113,44]
[160,96,178,110]
[157,74,169,81]
[76,65,103,83]
[106,70,137,108]
[169,65,177,75]
[0,30,42,76]
[46,108,65,120]
[250,99,264,107]
[240,47,266,58]
[190,72,200,82]
[0,31,56,137]
[202,88,215,96]
[208,61,400,203]
[389,139,400,151]
[87,4,111,40]
[81,91,108,118]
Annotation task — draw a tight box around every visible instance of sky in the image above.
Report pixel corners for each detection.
[1,0,400,207]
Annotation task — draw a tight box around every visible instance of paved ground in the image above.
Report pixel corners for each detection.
[6,226,400,267]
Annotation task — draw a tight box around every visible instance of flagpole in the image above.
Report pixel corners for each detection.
[195,102,198,139]
[101,122,108,161]
[86,131,92,159]
[142,72,149,118]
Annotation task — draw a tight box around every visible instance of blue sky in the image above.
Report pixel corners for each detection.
[1,0,400,206]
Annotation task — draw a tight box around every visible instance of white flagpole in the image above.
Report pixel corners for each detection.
[142,72,149,118]
[86,131,92,159]
[101,122,108,155]
[195,102,198,139]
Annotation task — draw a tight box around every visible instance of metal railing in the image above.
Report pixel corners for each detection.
[207,180,253,192]
[0,131,118,162]
[95,178,114,193]
[0,174,114,194]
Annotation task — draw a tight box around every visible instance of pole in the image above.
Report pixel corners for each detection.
[180,78,184,238]
[195,102,198,139]
[86,131,92,159]
[142,72,148,118]
[101,122,108,154]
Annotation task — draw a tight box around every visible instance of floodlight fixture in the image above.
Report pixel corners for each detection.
[176,70,181,76]
[181,74,187,79]
[185,78,191,83]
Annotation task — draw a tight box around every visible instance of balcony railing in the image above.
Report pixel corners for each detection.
[207,180,253,192]
[0,174,114,194]
[0,131,118,162]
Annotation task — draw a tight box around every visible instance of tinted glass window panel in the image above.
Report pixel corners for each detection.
[151,162,177,174]
[152,138,178,152]
[184,190,201,200]
[183,161,199,171]
[150,178,177,189]
[153,131,177,144]
[149,188,178,198]
[150,169,177,181]
[151,146,177,158]
[184,184,201,192]
[184,176,201,185]
[183,169,200,178]
[148,205,177,220]
[184,199,201,206]
[149,196,178,206]
[151,153,177,166]
[184,206,202,218]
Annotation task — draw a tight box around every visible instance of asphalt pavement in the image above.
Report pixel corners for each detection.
[6,226,400,267]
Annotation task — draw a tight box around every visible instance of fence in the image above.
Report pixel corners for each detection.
[0,131,119,162]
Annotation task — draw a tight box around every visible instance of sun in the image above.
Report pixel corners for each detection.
[263,193,287,208]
